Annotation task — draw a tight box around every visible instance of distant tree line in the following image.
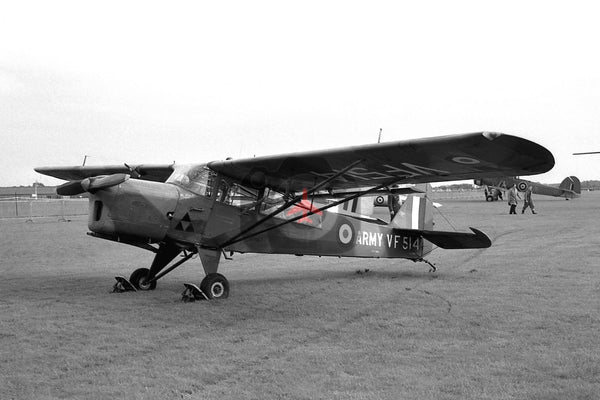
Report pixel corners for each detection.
[581,180,600,190]
[433,183,476,191]
[434,180,600,191]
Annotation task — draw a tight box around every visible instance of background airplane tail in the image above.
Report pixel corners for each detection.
[390,184,434,231]
[559,176,581,195]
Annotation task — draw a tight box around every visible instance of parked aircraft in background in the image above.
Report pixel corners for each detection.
[35,132,554,300]
[474,176,580,201]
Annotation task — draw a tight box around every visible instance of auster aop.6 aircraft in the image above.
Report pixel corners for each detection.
[474,175,580,201]
[36,132,554,300]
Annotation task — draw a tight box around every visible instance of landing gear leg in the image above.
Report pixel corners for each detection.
[129,241,181,290]
[181,248,230,301]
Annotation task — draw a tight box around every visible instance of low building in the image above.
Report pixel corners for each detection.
[0,186,59,199]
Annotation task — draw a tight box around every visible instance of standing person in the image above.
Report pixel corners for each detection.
[508,184,519,214]
[522,185,536,214]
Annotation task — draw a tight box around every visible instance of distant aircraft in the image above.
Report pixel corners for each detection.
[35,132,554,300]
[474,176,580,201]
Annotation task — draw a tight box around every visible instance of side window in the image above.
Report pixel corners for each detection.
[216,179,231,204]
[229,183,259,208]
[188,167,212,197]
[259,189,285,214]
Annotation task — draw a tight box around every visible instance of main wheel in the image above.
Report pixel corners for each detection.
[130,268,157,291]
[200,273,230,299]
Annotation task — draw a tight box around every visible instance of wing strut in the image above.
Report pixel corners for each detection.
[220,159,364,247]
[220,178,399,248]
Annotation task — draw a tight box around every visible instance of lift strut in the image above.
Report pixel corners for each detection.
[147,250,196,284]
[219,159,365,248]
[222,178,400,247]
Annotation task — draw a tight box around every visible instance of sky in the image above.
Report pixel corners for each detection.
[1,0,600,186]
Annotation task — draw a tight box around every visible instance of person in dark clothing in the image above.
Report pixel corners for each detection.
[522,185,536,214]
[508,184,519,214]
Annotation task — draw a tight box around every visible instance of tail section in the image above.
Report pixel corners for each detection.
[390,184,491,252]
[390,184,433,231]
[559,176,581,196]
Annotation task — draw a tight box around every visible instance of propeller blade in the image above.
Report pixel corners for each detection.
[56,174,129,196]
[86,174,130,192]
[56,180,86,196]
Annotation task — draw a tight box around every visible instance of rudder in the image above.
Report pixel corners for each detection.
[559,176,581,194]
[390,184,434,230]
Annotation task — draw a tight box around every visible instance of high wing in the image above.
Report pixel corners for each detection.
[34,164,174,183]
[208,132,554,193]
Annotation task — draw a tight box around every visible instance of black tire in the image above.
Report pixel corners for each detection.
[200,273,230,299]
[130,268,157,291]
[486,195,494,202]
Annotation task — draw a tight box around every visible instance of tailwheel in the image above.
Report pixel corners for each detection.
[200,273,230,299]
[130,268,157,291]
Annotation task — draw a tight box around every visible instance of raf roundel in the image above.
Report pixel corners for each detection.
[338,223,354,245]
[451,156,480,165]
[517,181,528,191]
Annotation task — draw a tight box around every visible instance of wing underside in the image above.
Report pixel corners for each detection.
[35,132,554,193]
[34,164,174,183]
[208,132,554,193]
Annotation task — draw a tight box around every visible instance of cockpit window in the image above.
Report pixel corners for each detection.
[167,164,214,197]
[167,164,262,207]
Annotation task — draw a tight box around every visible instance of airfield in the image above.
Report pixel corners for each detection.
[1,192,599,399]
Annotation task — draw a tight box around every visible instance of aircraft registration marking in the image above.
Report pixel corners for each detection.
[355,230,421,250]
[310,162,452,182]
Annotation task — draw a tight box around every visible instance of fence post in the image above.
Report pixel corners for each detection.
[25,199,33,222]
[58,198,67,222]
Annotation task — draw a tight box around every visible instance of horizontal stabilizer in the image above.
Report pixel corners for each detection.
[420,227,491,249]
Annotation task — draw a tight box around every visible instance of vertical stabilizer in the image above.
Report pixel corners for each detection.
[559,176,581,194]
[390,184,434,230]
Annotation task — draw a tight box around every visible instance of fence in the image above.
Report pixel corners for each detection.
[0,198,88,219]
[0,190,487,220]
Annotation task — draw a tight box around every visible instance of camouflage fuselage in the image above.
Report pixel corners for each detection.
[88,179,432,260]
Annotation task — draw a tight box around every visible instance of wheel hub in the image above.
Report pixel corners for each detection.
[211,282,224,298]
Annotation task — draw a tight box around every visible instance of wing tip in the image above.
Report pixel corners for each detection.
[482,131,503,141]
[469,227,492,248]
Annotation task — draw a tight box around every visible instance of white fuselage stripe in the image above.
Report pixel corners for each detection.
[412,197,420,229]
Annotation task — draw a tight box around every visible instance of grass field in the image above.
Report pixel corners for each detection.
[1,193,599,399]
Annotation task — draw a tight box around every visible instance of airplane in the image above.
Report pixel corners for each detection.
[474,176,580,201]
[35,131,554,300]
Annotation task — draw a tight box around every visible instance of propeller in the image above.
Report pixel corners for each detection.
[56,174,130,196]
[56,180,85,196]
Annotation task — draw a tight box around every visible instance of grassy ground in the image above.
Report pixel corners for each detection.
[1,193,599,399]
